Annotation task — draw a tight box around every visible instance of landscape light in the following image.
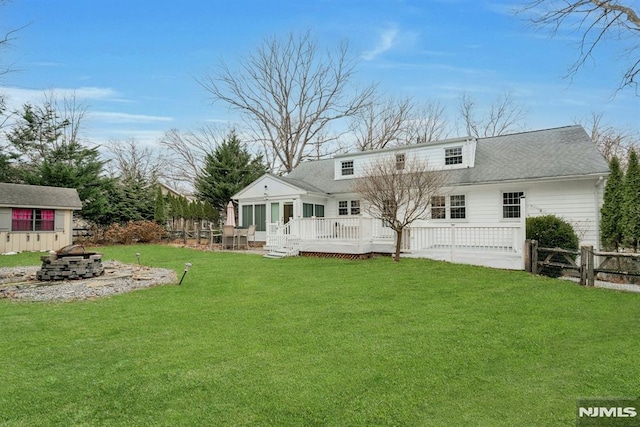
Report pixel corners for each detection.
[179,262,192,285]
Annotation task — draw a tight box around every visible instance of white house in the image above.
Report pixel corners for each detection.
[233,126,610,269]
[0,183,82,254]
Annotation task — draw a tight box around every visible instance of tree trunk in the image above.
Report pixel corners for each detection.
[394,227,403,262]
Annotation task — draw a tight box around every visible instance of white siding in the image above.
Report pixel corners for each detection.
[415,178,603,247]
[348,177,602,248]
[334,138,476,180]
[235,175,306,200]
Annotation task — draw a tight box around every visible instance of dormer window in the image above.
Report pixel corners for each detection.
[445,147,463,165]
[396,153,405,170]
[341,160,354,176]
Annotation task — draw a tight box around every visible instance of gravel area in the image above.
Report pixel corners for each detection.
[0,261,178,302]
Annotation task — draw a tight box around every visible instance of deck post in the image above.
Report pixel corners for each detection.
[450,223,456,262]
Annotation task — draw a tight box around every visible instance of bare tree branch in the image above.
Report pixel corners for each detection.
[199,31,376,173]
[159,125,223,189]
[351,95,413,151]
[104,137,166,185]
[404,100,451,144]
[521,0,640,91]
[577,111,639,162]
[458,91,527,138]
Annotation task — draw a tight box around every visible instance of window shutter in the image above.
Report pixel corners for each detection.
[0,208,9,231]
[55,210,66,231]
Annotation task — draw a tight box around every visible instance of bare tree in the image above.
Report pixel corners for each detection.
[199,31,376,173]
[458,91,528,138]
[159,125,223,189]
[404,100,451,144]
[51,92,89,147]
[580,111,639,161]
[351,95,413,151]
[521,1,640,91]
[353,155,447,262]
[105,138,166,184]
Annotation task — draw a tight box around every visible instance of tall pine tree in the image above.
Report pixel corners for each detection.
[154,186,167,225]
[622,150,640,251]
[600,156,625,250]
[195,131,267,214]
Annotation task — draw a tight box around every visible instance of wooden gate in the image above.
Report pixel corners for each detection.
[526,240,640,286]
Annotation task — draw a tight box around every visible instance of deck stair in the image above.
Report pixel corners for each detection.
[264,221,300,258]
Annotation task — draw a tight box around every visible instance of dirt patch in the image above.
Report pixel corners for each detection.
[0,261,177,302]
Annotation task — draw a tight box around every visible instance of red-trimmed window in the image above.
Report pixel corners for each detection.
[12,209,55,231]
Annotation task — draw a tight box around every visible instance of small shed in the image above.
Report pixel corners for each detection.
[0,183,82,254]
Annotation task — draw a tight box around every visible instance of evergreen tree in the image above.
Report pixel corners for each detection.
[101,181,152,224]
[195,131,267,213]
[600,156,625,250]
[622,150,640,251]
[4,101,115,224]
[154,186,167,225]
[203,201,218,225]
[22,141,112,225]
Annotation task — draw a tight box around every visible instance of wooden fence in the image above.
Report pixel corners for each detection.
[526,240,640,286]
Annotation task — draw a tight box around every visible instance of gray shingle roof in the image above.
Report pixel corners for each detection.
[283,126,610,194]
[0,183,82,209]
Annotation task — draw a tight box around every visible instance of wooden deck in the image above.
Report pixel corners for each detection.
[266,217,526,270]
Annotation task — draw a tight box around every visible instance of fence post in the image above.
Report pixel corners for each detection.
[531,240,539,275]
[580,246,588,285]
[524,239,532,272]
[586,245,595,287]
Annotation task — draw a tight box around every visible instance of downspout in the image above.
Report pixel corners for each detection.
[594,176,605,250]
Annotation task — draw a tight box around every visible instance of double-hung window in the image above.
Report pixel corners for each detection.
[430,195,466,220]
[450,195,466,219]
[396,153,405,170]
[503,192,524,219]
[431,196,446,219]
[445,147,463,165]
[341,160,354,176]
[338,200,360,216]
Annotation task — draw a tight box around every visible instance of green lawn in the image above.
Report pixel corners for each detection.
[1,245,638,426]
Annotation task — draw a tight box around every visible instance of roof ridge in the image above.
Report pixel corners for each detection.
[477,125,581,141]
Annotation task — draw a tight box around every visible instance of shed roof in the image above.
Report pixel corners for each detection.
[0,183,83,209]
[282,125,609,194]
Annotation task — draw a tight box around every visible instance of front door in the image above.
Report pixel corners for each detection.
[283,203,294,224]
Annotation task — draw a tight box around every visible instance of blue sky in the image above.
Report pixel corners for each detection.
[1,0,638,147]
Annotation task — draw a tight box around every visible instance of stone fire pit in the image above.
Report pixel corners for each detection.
[37,244,104,281]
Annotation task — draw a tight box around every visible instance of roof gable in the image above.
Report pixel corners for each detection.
[232,174,313,200]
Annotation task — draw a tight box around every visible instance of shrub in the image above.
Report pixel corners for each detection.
[527,215,579,277]
[103,220,167,245]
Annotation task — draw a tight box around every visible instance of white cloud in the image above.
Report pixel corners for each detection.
[88,111,173,124]
[0,85,125,110]
[362,26,399,61]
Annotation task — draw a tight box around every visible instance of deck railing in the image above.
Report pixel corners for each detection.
[267,218,523,255]
[409,224,522,253]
